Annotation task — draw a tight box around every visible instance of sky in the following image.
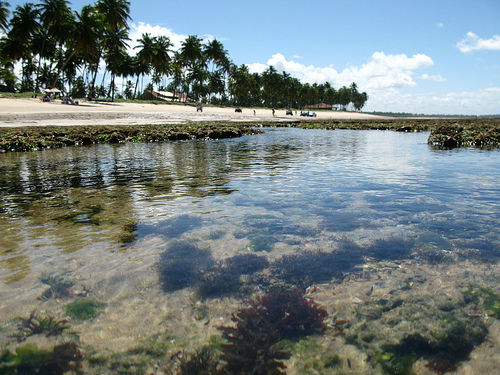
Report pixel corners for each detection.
[5,0,500,115]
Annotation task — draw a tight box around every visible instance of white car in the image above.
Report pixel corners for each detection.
[300,111,317,117]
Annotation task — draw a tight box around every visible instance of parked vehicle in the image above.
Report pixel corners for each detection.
[300,111,317,117]
[286,110,293,115]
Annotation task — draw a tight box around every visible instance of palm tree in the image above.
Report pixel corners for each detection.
[73,5,101,71]
[151,35,172,87]
[204,39,228,72]
[6,3,40,90]
[102,25,129,97]
[134,33,154,96]
[96,0,131,100]
[338,86,351,110]
[203,39,228,101]
[0,1,10,33]
[132,55,150,99]
[135,33,155,66]
[51,3,104,89]
[262,66,282,107]
[353,91,368,111]
[324,86,338,107]
[36,0,73,91]
[208,70,225,104]
[179,35,204,102]
[167,51,183,101]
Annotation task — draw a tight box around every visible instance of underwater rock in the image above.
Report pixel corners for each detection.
[40,273,75,299]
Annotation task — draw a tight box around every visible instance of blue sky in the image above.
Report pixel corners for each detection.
[6,0,500,114]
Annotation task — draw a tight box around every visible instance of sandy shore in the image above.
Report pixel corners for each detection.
[0,97,385,127]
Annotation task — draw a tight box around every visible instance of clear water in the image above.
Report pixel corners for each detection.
[1,127,499,370]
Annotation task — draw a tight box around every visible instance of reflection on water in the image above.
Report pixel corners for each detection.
[1,128,500,373]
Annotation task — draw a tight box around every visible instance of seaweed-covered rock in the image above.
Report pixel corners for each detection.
[343,293,488,374]
[428,120,500,147]
[0,123,262,153]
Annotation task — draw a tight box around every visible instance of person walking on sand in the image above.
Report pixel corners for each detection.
[272,108,275,117]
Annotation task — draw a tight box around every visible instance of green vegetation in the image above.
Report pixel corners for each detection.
[64,298,106,320]
[1,118,499,153]
[344,294,488,375]
[463,286,500,319]
[428,120,500,147]
[0,342,83,375]
[277,338,342,374]
[13,312,70,341]
[0,1,366,109]
[0,123,261,152]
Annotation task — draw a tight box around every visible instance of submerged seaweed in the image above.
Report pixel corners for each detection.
[269,248,361,288]
[0,342,83,375]
[463,286,500,319]
[218,287,328,374]
[157,241,214,292]
[344,294,488,374]
[195,264,242,300]
[64,298,106,320]
[176,347,219,375]
[367,236,416,261]
[12,312,70,342]
[195,253,269,300]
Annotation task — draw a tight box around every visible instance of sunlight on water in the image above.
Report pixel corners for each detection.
[1,128,499,373]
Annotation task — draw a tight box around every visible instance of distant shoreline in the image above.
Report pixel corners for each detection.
[0,97,386,128]
[1,98,499,150]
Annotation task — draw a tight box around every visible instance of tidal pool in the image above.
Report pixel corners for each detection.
[1,127,499,374]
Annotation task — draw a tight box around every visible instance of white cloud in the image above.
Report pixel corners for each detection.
[420,73,446,82]
[248,51,434,90]
[457,32,500,54]
[129,22,188,52]
[364,87,500,115]
[247,51,499,115]
[436,22,444,28]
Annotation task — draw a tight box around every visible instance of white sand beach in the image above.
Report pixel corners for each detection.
[0,97,385,127]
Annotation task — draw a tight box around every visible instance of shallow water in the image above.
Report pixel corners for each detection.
[1,127,499,373]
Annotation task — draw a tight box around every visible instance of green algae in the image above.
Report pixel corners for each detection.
[64,298,106,321]
[0,342,82,375]
[463,286,500,319]
[277,338,342,374]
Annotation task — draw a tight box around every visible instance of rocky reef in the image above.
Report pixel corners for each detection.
[427,119,500,147]
[0,123,262,152]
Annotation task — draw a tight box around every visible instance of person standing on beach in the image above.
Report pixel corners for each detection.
[272,108,275,117]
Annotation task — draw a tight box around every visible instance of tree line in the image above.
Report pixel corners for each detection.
[0,0,368,110]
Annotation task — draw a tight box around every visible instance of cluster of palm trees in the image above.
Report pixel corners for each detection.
[0,0,368,110]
